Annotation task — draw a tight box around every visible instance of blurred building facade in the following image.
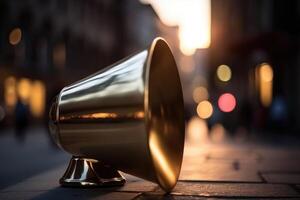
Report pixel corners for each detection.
[0,0,299,135]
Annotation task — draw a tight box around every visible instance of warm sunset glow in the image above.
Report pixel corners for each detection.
[178,55,196,74]
[140,0,180,26]
[197,100,213,119]
[193,86,209,103]
[9,28,22,45]
[217,65,232,82]
[257,63,273,107]
[141,0,211,55]
[218,93,236,112]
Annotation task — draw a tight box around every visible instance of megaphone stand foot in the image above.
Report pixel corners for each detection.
[59,156,126,187]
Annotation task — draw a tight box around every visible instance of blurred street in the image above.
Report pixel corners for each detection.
[1,0,300,199]
[1,125,300,199]
[0,126,68,189]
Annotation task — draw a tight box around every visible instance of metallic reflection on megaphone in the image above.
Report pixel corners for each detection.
[49,37,185,192]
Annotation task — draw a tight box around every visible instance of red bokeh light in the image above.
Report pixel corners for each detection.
[218,93,236,112]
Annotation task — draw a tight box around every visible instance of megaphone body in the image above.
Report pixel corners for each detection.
[49,38,185,192]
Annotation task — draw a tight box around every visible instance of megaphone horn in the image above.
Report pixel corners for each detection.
[49,37,185,192]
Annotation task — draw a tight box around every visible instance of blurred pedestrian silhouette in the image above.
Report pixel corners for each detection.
[14,98,29,142]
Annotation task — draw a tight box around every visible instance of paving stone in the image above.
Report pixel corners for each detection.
[90,192,140,200]
[134,194,209,200]
[1,166,64,192]
[1,180,60,192]
[1,165,157,193]
[183,144,210,159]
[204,147,258,162]
[135,193,299,200]
[255,148,300,161]
[2,177,156,193]
[3,140,300,199]
[113,181,158,192]
[262,173,300,184]
[180,159,261,182]
[248,158,300,173]
[170,182,300,197]
[196,145,300,166]
[0,191,46,200]
[253,149,300,171]
[28,165,67,181]
[0,190,139,200]
[209,147,300,172]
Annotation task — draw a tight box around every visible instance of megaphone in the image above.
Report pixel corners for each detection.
[49,37,185,192]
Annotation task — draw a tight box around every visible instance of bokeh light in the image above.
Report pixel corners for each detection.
[210,123,226,142]
[30,81,46,117]
[218,93,236,112]
[197,100,213,119]
[217,64,232,82]
[257,63,273,107]
[193,86,209,103]
[260,63,273,82]
[9,28,22,45]
[17,78,31,103]
[4,76,17,109]
[270,96,287,121]
[186,116,209,145]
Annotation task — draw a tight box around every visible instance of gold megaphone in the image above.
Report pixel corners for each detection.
[49,37,185,192]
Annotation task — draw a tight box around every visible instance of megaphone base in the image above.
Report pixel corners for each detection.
[59,156,126,187]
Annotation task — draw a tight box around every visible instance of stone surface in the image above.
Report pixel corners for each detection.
[112,181,158,193]
[0,127,69,190]
[0,190,140,200]
[203,146,259,162]
[1,166,157,193]
[1,166,65,192]
[135,193,298,200]
[170,182,299,198]
[180,160,261,182]
[135,194,211,200]
[2,127,300,199]
[262,173,300,184]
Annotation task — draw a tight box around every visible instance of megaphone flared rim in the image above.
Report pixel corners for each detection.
[144,37,185,192]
